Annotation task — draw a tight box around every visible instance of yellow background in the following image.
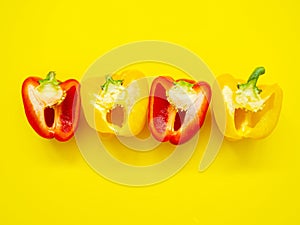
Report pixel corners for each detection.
[1,0,300,224]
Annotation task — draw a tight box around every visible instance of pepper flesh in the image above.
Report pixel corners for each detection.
[93,70,148,136]
[22,72,80,141]
[148,76,211,145]
[213,67,283,140]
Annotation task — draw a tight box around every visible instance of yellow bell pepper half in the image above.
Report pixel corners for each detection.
[213,67,283,140]
[93,70,149,136]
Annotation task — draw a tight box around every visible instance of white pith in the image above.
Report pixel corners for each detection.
[93,80,142,133]
[94,83,126,111]
[222,85,268,114]
[167,84,199,111]
[34,84,65,107]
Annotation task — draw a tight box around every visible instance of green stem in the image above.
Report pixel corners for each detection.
[101,75,123,92]
[174,80,194,88]
[38,71,60,86]
[238,67,265,94]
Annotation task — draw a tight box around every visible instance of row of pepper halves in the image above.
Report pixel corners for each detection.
[21,67,283,145]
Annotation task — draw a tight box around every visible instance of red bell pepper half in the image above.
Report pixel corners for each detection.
[22,71,80,142]
[148,76,211,145]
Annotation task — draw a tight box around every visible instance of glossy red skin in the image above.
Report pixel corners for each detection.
[22,77,80,142]
[148,76,211,145]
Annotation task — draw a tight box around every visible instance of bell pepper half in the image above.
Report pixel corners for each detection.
[148,76,211,145]
[21,71,80,142]
[93,70,149,136]
[213,67,283,140]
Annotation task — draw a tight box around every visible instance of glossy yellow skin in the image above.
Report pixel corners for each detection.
[94,70,148,136]
[213,74,283,140]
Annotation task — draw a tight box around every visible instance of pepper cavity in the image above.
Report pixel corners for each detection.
[106,104,125,128]
[44,107,55,128]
